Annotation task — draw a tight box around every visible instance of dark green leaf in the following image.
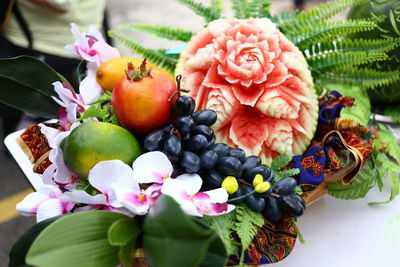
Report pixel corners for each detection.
[26,210,130,267]
[271,154,292,172]
[143,195,217,267]
[118,239,136,267]
[198,234,227,267]
[9,216,61,267]
[175,0,221,23]
[0,56,63,118]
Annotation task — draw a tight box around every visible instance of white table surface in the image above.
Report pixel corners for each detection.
[4,130,400,267]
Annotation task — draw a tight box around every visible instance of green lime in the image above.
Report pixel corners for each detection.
[62,121,142,179]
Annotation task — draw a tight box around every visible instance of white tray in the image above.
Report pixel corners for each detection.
[4,130,400,267]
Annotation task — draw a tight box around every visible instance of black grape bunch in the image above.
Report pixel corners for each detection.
[143,75,306,221]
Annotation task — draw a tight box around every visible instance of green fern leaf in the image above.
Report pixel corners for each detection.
[306,38,400,58]
[231,0,249,19]
[271,154,292,171]
[247,0,272,18]
[315,67,400,90]
[271,10,300,25]
[287,19,380,49]
[375,124,400,164]
[210,0,224,14]
[328,159,377,199]
[308,51,388,72]
[233,205,264,254]
[275,168,301,181]
[280,0,369,31]
[108,31,177,73]
[118,24,193,42]
[175,0,221,23]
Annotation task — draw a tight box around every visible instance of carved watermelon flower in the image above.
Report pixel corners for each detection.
[177,18,318,164]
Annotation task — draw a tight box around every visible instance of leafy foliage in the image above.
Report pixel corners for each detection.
[78,91,118,124]
[270,154,300,181]
[175,0,221,23]
[108,31,177,73]
[247,0,271,18]
[374,124,400,165]
[232,205,264,264]
[231,0,249,19]
[328,158,378,199]
[210,0,224,15]
[384,106,400,124]
[119,23,194,42]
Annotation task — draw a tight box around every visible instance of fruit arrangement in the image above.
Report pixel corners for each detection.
[1,0,399,266]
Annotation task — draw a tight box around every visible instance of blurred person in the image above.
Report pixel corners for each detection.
[0,0,108,142]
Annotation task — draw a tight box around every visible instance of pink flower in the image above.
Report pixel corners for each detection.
[65,23,120,104]
[16,185,74,222]
[178,18,318,164]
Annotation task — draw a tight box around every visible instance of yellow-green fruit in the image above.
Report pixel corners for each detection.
[62,121,142,178]
[221,176,239,195]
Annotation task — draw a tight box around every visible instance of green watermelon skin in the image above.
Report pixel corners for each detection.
[348,0,400,104]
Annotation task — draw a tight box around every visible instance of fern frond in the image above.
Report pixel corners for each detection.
[108,31,177,73]
[280,0,369,31]
[305,38,400,58]
[315,67,400,90]
[287,19,380,49]
[247,0,272,18]
[271,11,300,25]
[328,159,377,200]
[175,0,221,23]
[231,0,249,19]
[210,0,224,15]
[308,51,388,72]
[118,24,194,42]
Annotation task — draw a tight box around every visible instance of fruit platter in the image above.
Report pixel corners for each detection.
[1,0,400,266]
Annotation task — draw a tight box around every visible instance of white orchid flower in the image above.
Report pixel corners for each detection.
[64,23,120,104]
[161,174,235,217]
[16,184,74,222]
[132,151,174,184]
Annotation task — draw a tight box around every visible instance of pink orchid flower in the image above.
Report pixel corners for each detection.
[161,173,235,217]
[16,184,74,222]
[65,23,120,104]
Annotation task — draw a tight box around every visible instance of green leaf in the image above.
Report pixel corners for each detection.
[231,0,249,19]
[108,218,141,246]
[328,159,377,199]
[108,31,177,73]
[271,154,292,172]
[118,239,136,267]
[247,0,272,18]
[233,205,264,254]
[375,124,400,164]
[210,0,224,15]
[384,106,400,124]
[325,84,371,125]
[78,105,109,121]
[9,216,61,267]
[275,168,301,181]
[175,0,221,23]
[26,210,130,267]
[143,195,222,267]
[119,24,194,42]
[0,56,63,118]
[198,234,227,267]
[201,214,238,255]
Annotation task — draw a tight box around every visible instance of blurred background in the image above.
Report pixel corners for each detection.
[0,0,328,264]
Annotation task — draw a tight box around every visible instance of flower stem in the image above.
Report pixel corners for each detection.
[227,189,256,203]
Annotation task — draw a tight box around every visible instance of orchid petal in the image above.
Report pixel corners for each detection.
[36,198,65,222]
[79,64,103,104]
[16,191,49,216]
[175,173,203,196]
[61,190,107,205]
[132,152,173,184]
[204,188,229,203]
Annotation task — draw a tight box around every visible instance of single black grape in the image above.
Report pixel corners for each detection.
[244,165,273,183]
[228,148,246,162]
[205,136,216,150]
[144,128,167,151]
[243,186,266,212]
[204,169,224,189]
[216,156,242,176]
[180,151,201,173]
[273,177,297,195]
[278,194,306,217]
[173,116,195,134]
[192,110,217,126]
[241,156,261,178]
[263,196,283,222]
[209,143,229,158]
[200,150,219,169]
[191,125,214,140]
[184,134,209,153]
[173,96,195,116]
[163,133,182,163]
